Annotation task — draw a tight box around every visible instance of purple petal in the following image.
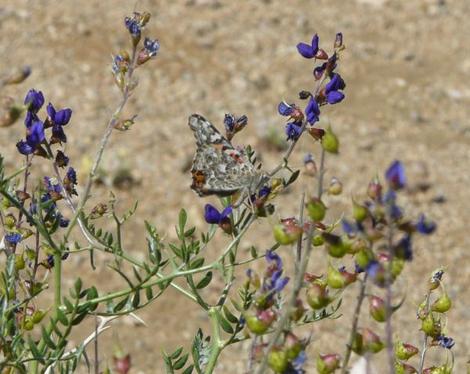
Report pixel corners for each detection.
[415,214,436,235]
[326,91,345,104]
[278,101,294,116]
[311,34,319,55]
[204,204,221,224]
[47,102,56,118]
[220,205,233,219]
[296,42,315,59]
[54,108,72,126]
[385,160,406,190]
[16,140,33,155]
[273,276,289,292]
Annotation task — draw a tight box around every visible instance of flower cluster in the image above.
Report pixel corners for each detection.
[244,251,308,373]
[277,33,346,142]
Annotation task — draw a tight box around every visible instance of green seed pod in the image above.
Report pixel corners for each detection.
[322,126,339,154]
[431,292,452,313]
[306,198,327,222]
[268,349,288,373]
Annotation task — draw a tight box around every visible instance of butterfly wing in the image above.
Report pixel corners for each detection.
[188,114,258,197]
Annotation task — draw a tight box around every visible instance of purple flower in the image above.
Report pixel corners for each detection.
[125,17,141,38]
[24,89,44,113]
[341,218,357,236]
[265,250,289,293]
[258,186,271,198]
[17,120,45,155]
[204,204,232,224]
[66,167,77,185]
[297,34,319,59]
[290,351,306,373]
[437,335,455,349]
[44,177,62,194]
[395,234,413,261]
[325,73,346,104]
[224,113,236,132]
[305,97,320,124]
[59,215,70,228]
[5,233,22,244]
[285,121,303,141]
[24,111,39,128]
[47,103,72,127]
[365,260,380,278]
[143,37,160,57]
[278,101,295,116]
[415,214,436,235]
[385,160,406,190]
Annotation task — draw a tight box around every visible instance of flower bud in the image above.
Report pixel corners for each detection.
[421,313,441,337]
[245,310,275,335]
[31,310,46,324]
[362,328,384,353]
[306,282,331,309]
[395,361,418,374]
[395,341,419,361]
[285,332,303,360]
[4,214,16,229]
[352,200,368,222]
[316,353,340,374]
[15,254,25,270]
[431,292,451,313]
[268,348,288,373]
[323,233,346,258]
[367,177,383,201]
[303,153,317,177]
[369,296,386,322]
[355,249,372,269]
[428,269,444,291]
[349,238,367,254]
[114,354,131,374]
[322,126,339,154]
[306,198,326,221]
[328,177,343,195]
[351,332,364,355]
[327,265,345,289]
[273,220,303,245]
[114,116,137,131]
[312,234,325,246]
[23,318,34,331]
[290,299,306,322]
[390,257,405,279]
[423,365,452,374]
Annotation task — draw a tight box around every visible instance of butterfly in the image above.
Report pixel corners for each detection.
[188,114,264,197]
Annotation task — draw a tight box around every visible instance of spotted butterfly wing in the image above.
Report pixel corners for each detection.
[188,114,259,197]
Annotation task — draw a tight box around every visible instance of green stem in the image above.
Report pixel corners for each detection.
[417,291,431,374]
[204,308,225,374]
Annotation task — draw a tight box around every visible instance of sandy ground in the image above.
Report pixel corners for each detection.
[1,0,469,372]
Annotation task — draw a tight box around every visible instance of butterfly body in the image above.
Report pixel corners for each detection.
[188,114,262,197]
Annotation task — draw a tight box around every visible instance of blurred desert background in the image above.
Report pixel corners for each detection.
[0,0,469,372]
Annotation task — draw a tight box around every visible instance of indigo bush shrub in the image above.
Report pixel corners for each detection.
[0,9,457,374]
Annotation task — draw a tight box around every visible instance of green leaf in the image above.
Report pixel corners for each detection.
[223,306,238,324]
[171,347,183,359]
[71,312,87,326]
[286,169,300,186]
[190,258,204,269]
[173,353,189,370]
[133,267,143,282]
[182,365,194,374]
[41,326,56,349]
[56,308,68,326]
[28,338,45,363]
[132,290,140,308]
[63,297,74,312]
[178,209,187,236]
[184,227,196,237]
[145,286,154,301]
[196,272,212,289]
[74,278,82,294]
[114,296,129,312]
[218,315,234,334]
[250,246,258,258]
